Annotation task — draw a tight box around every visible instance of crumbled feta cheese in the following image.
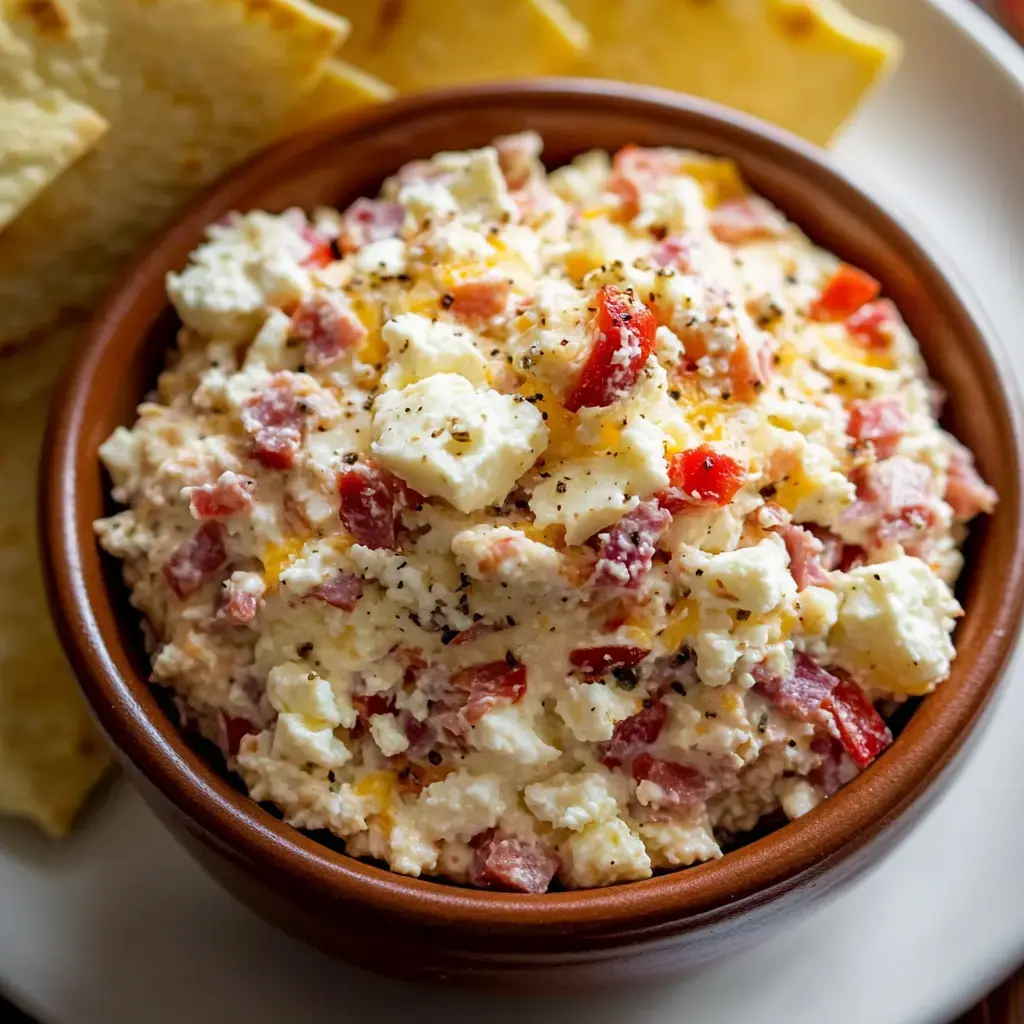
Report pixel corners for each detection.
[371,374,548,513]
[831,555,961,696]
[417,771,507,842]
[524,770,624,830]
[559,818,652,887]
[380,313,488,389]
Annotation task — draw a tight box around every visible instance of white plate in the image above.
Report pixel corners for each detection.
[3,2,1023,1021]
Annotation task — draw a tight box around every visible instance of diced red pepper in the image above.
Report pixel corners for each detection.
[600,700,668,768]
[162,522,228,599]
[823,675,892,768]
[658,445,746,512]
[569,645,651,675]
[189,473,255,519]
[631,753,707,806]
[563,286,656,412]
[242,377,304,470]
[470,831,559,894]
[846,299,898,350]
[452,661,528,725]
[808,264,881,321]
[591,500,671,588]
[337,464,398,550]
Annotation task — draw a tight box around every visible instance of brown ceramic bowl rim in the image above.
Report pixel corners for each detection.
[42,80,1024,934]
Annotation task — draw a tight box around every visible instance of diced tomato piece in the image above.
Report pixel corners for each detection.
[563,286,656,412]
[218,713,258,757]
[449,277,512,323]
[310,571,363,610]
[352,692,396,721]
[299,224,334,268]
[569,645,651,675]
[846,299,898,350]
[823,675,892,769]
[708,196,785,245]
[242,376,304,470]
[162,522,228,599]
[945,442,997,521]
[290,293,366,366]
[631,753,707,806]
[650,234,693,271]
[600,700,668,768]
[189,472,255,519]
[659,445,746,512]
[452,661,528,725]
[337,464,398,550]
[808,264,881,321]
[752,653,839,722]
[847,396,908,459]
[591,500,671,588]
[470,831,559,894]
[339,198,404,253]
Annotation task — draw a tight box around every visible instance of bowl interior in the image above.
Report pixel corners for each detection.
[44,81,1024,932]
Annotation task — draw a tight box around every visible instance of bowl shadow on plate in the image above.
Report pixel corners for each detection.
[95,297,983,894]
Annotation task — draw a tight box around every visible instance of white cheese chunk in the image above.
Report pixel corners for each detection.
[470,705,560,766]
[681,536,796,615]
[167,210,313,342]
[371,374,547,513]
[524,770,624,831]
[451,525,564,587]
[369,713,410,757]
[558,818,652,887]
[417,771,507,842]
[381,313,488,389]
[271,713,351,768]
[831,555,961,696]
[556,682,640,743]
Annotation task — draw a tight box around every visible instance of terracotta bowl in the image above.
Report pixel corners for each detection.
[41,81,1024,989]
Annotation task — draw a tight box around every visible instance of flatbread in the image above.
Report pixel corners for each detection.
[323,0,588,92]
[0,0,349,349]
[564,0,901,146]
[283,58,395,136]
[0,90,106,229]
[0,325,113,836]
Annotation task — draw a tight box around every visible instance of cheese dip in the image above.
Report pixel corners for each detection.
[95,135,996,892]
